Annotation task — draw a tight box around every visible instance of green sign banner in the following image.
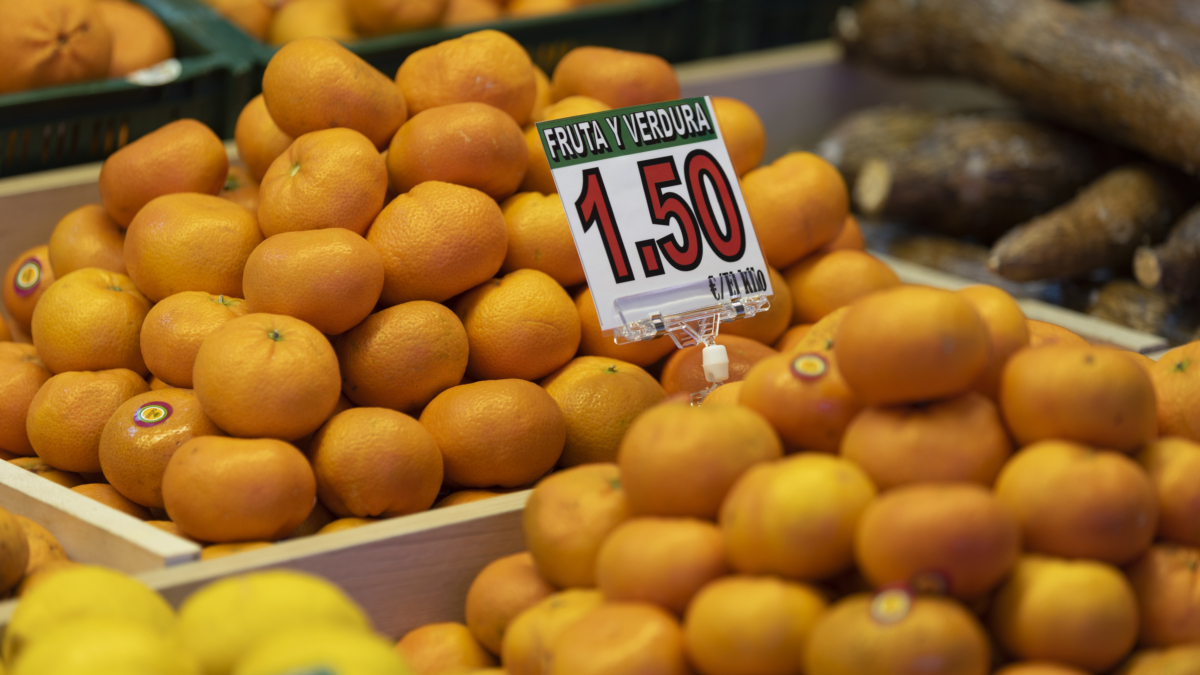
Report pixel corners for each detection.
[535,97,719,169]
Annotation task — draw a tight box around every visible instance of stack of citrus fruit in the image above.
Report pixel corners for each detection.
[393,299,1200,675]
[0,33,717,557]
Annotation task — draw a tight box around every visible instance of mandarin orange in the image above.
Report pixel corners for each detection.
[721,454,876,580]
[257,127,388,238]
[0,0,112,94]
[835,286,989,405]
[235,95,296,182]
[308,407,443,517]
[386,102,528,200]
[784,250,900,324]
[46,204,126,277]
[192,313,341,440]
[806,591,990,675]
[454,269,580,381]
[369,181,508,305]
[659,334,776,396]
[549,602,689,675]
[98,388,224,509]
[0,343,51,456]
[243,228,385,335]
[595,517,728,615]
[1138,437,1200,546]
[397,29,537,125]
[346,0,446,35]
[396,622,498,674]
[741,152,849,269]
[617,402,781,519]
[335,301,468,413]
[995,440,1158,564]
[71,483,152,520]
[124,193,263,303]
[840,392,1012,489]
[465,552,555,655]
[1000,345,1157,451]
[989,556,1138,672]
[219,166,261,215]
[140,292,249,388]
[26,369,148,473]
[957,285,1030,398]
[97,0,173,77]
[684,576,827,675]
[1152,342,1200,442]
[267,0,357,44]
[420,379,565,488]
[550,47,679,108]
[30,268,150,374]
[541,356,666,467]
[262,37,407,149]
[522,463,630,588]
[711,97,766,177]
[98,119,227,226]
[3,246,56,335]
[855,483,1021,599]
[162,436,316,543]
[499,192,585,287]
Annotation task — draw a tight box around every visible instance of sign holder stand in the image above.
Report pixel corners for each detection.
[612,290,771,405]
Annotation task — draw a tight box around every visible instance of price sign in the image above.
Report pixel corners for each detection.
[537,96,772,333]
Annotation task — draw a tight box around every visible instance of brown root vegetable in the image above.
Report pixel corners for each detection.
[1116,0,1200,32]
[846,113,1119,241]
[1135,204,1200,301]
[838,0,1200,174]
[815,106,939,187]
[987,164,1194,281]
[884,233,1096,309]
[1087,279,1200,344]
[1112,17,1200,68]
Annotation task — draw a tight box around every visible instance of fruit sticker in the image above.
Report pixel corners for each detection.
[538,97,772,333]
[910,570,950,596]
[791,353,829,380]
[870,587,912,624]
[13,259,41,297]
[133,402,173,427]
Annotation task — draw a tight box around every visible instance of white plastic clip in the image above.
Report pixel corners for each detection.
[702,344,729,383]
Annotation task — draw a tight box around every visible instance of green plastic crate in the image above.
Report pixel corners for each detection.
[0,0,250,178]
[174,0,701,95]
[696,0,851,58]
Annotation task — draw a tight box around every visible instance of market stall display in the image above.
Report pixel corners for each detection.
[0,1,1198,672]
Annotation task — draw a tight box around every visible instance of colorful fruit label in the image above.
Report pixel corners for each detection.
[791,353,829,380]
[133,402,173,427]
[538,97,772,333]
[13,259,41,296]
[870,587,913,624]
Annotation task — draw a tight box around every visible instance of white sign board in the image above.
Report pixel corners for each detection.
[537,96,773,333]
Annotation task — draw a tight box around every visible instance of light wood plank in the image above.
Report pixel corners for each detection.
[0,460,200,573]
[137,491,530,639]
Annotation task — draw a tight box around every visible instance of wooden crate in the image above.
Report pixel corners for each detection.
[0,41,1171,641]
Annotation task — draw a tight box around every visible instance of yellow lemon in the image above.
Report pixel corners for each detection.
[11,618,199,675]
[3,565,175,663]
[177,570,371,675]
[231,626,413,675]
